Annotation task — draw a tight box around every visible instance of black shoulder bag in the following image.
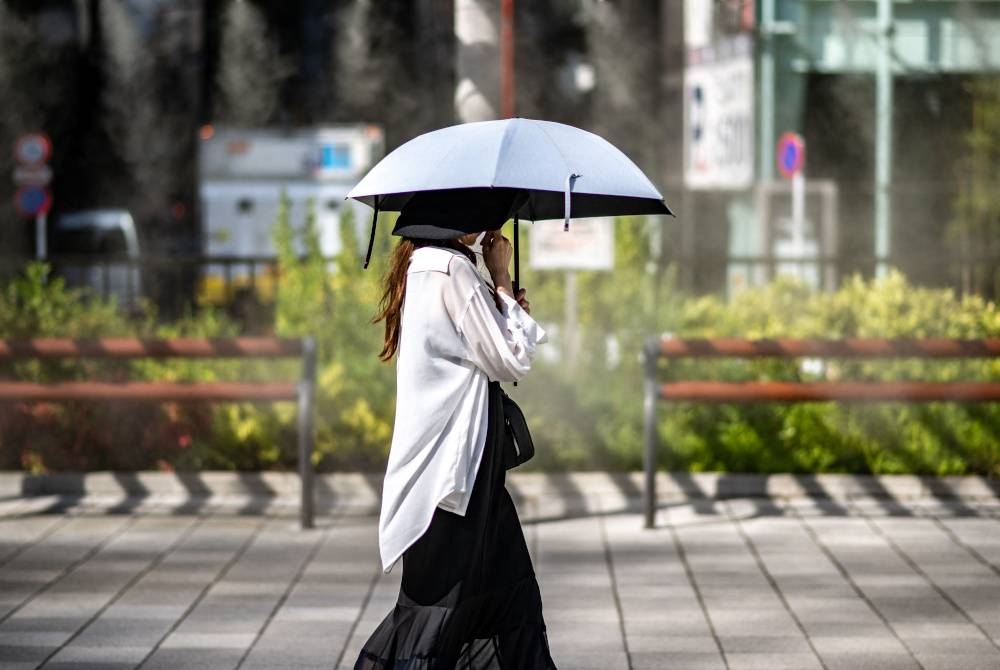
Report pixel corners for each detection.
[499,386,535,470]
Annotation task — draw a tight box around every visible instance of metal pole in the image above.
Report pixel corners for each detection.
[564,270,577,368]
[642,337,659,529]
[791,171,805,282]
[35,213,47,260]
[758,0,776,183]
[500,0,515,118]
[512,215,519,294]
[875,0,894,278]
[297,336,317,529]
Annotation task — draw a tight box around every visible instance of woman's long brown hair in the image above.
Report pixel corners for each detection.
[373,237,476,361]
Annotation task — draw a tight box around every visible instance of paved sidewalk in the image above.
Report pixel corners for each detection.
[1,495,999,670]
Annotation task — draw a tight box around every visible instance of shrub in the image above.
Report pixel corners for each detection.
[0,264,233,472]
[2,211,997,478]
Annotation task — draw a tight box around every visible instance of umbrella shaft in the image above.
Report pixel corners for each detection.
[513,215,520,293]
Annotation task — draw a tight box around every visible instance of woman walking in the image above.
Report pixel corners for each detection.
[354,224,556,669]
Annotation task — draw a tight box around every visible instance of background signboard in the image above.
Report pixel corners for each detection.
[529,217,615,271]
[684,34,754,190]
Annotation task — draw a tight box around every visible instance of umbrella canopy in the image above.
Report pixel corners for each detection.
[350,118,671,219]
[348,118,674,273]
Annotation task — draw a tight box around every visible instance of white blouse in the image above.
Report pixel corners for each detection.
[378,245,547,573]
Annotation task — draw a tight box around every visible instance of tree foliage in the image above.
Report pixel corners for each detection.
[950,78,1000,297]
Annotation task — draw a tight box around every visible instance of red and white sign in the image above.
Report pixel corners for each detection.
[14,133,52,167]
[776,132,806,180]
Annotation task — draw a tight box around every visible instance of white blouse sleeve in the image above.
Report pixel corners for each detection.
[444,256,548,382]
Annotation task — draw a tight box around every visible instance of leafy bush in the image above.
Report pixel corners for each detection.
[2,210,998,478]
[271,193,396,470]
[511,235,1000,477]
[0,264,234,472]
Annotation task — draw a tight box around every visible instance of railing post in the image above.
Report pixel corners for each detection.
[298,336,317,529]
[642,337,659,529]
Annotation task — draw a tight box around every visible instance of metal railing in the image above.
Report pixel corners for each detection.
[641,337,1000,529]
[0,336,318,529]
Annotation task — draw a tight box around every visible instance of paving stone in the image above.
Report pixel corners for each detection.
[47,645,150,664]
[139,647,245,670]
[894,622,989,639]
[633,651,724,669]
[100,604,189,620]
[0,498,999,667]
[159,631,256,649]
[810,635,909,655]
[719,636,813,653]
[818,652,922,670]
[69,617,170,646]
[915,653,1000,670]
[800,620,900,638]
[726,652,823,670]
[41,664,135,670]
[547,650,629,669]
[907,637,1000,656]
[0,645,52,663]
[627,635,717,653]
[0,631,72,647]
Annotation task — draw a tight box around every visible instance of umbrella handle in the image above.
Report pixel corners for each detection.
[564,173,580,232]
[363,197,379,269]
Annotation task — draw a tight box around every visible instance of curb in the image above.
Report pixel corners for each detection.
[2,471,998,503]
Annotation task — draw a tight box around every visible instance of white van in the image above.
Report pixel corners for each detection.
[50,209,143,311]
[198,125,383,304]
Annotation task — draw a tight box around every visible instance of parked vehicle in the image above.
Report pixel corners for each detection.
[198,124,384,305]
[49,209,143,311]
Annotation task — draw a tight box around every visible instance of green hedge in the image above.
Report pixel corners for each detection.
[1,209,998,477]
[512,226,1000,477]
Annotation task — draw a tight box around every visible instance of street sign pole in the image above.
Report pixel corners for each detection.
[565,269,577,368]
[13,132,53,261]
[35,213,47,260]
[777,132,807,281]
[791,171,805,272]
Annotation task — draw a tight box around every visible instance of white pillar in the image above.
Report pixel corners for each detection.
[758,0,776,183]
[455,0,499,122]
[874,0,894,277]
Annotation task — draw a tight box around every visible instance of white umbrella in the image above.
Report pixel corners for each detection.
[348,118,674,282]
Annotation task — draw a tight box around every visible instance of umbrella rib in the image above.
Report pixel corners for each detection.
[490,120,519,187]
[533,122,574,178]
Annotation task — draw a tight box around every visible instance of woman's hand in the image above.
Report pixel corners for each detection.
[482,230,531,314]
[481,230,513,291]
[513,288,531,314]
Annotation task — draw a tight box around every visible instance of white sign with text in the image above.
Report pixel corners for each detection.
[684,35,754,190]
[529,217,614,271]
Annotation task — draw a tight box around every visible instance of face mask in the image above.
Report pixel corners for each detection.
[469,231,486,254]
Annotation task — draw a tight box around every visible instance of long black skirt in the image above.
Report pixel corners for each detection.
[355,381,557,669]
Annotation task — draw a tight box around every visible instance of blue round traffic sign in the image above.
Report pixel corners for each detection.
[776,132,805,179]
[14,185,53,217]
